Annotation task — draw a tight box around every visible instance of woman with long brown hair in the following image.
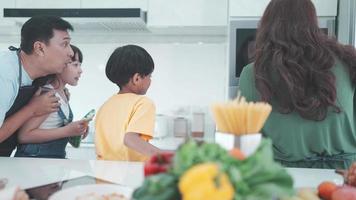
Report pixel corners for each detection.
[239,0,356,169]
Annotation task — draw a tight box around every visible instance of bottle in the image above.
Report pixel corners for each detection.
[154,114,169,139]
[173,117,188,137]
[191,112,205,138]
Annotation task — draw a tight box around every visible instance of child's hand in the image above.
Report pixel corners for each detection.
[13,188,29,200]
[82,126,89,140]
[66,120,88,136]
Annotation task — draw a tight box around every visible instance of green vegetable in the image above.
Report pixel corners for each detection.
[83,109,95,121]
[69,136,81,148]
[132,173,181,200]
[69,109,95,148]
[172,140,237,176]
[172,138,294,200]
[133,138,295,200]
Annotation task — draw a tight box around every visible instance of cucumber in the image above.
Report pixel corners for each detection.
[69,109,95,148]
[69,136,81,148]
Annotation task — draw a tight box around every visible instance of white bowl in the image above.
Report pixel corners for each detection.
[49,184,133,200]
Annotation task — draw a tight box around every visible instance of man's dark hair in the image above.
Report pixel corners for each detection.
[105,45,154,88]
[20,15,73,54]
[70,44,83,63]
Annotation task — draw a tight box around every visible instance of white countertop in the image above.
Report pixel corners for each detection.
[0,157,144,190]
[0,157,344,191]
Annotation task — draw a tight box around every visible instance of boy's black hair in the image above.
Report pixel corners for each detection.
[105,45,154,88]
[70,44,83,63]
[20,15,73,54]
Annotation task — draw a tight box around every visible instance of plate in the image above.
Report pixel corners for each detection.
[49,184,133,200]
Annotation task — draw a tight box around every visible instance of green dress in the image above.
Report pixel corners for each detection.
[239,60,356,169]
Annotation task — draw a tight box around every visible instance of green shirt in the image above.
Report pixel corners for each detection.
[239,61,356,169]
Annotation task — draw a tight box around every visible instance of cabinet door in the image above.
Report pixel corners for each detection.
[148,0,228,27]
[80,0,148,10]
[15,0,80,8]
[229,0,269,17]
[229,0,337,17]
[0,1,18,35]
[312,0,337,16]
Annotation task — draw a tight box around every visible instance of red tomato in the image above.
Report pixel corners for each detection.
[318,181,338,200]
[144,152,174,177]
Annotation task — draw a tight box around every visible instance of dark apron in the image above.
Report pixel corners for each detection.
[15,106,73,159]
[0,46,49,156]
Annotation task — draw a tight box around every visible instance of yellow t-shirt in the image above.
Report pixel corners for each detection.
[95,93,155,161]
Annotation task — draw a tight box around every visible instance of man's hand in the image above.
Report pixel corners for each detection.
[27,89,60,116]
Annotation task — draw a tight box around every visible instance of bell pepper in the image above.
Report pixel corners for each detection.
[144,152,174,177]
[178,163,234,200]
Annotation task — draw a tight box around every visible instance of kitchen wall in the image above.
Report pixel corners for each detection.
[70,41,227,140]
[69,42,227,115]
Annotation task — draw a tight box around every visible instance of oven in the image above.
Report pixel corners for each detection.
[227,17,336,99]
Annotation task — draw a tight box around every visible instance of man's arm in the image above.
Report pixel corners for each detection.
[17,114,88,144]
[0,105,38,142]
[0,90,60,143]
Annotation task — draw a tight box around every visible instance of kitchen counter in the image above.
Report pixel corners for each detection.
[0,157,343,191]
[66,137,213,159]
[0,157,143,190]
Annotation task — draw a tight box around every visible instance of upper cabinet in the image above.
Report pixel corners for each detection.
[0,1,17,35]
[14,0,147,9]
[80,0,148,10]
[147,0,228,27]
[229,0,269,17]
[15,0,81,8]
[229,0,338,17]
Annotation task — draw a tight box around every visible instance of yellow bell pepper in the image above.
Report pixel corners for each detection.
[178,163,234,200]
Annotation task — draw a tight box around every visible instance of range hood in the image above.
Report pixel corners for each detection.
[3,8,148,32]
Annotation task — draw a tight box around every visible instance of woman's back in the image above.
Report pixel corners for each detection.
[240,59,356,169]
[238,0,356,169]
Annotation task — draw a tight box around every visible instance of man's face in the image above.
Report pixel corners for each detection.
[42,29,74,74]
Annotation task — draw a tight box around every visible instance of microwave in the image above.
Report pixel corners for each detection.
[227,17,336,99]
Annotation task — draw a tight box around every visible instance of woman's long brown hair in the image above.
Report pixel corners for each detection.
[254,0,356,121]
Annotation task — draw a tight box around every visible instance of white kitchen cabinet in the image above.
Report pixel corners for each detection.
[0,0,15,12]
[229,0,337,17]
[0,0,15,22]
[229,0,269,17]
[0,1,18,36]
[15,0,80,8]
[14,0,147,10]
[147,0,228,27]
[81,0,148,10]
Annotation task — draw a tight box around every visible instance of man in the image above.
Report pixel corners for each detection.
[0,16,74,156]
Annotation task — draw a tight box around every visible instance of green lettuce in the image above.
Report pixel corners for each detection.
[134,138,294,200]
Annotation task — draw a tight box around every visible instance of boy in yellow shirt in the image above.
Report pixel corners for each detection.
[95,45,164,161]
